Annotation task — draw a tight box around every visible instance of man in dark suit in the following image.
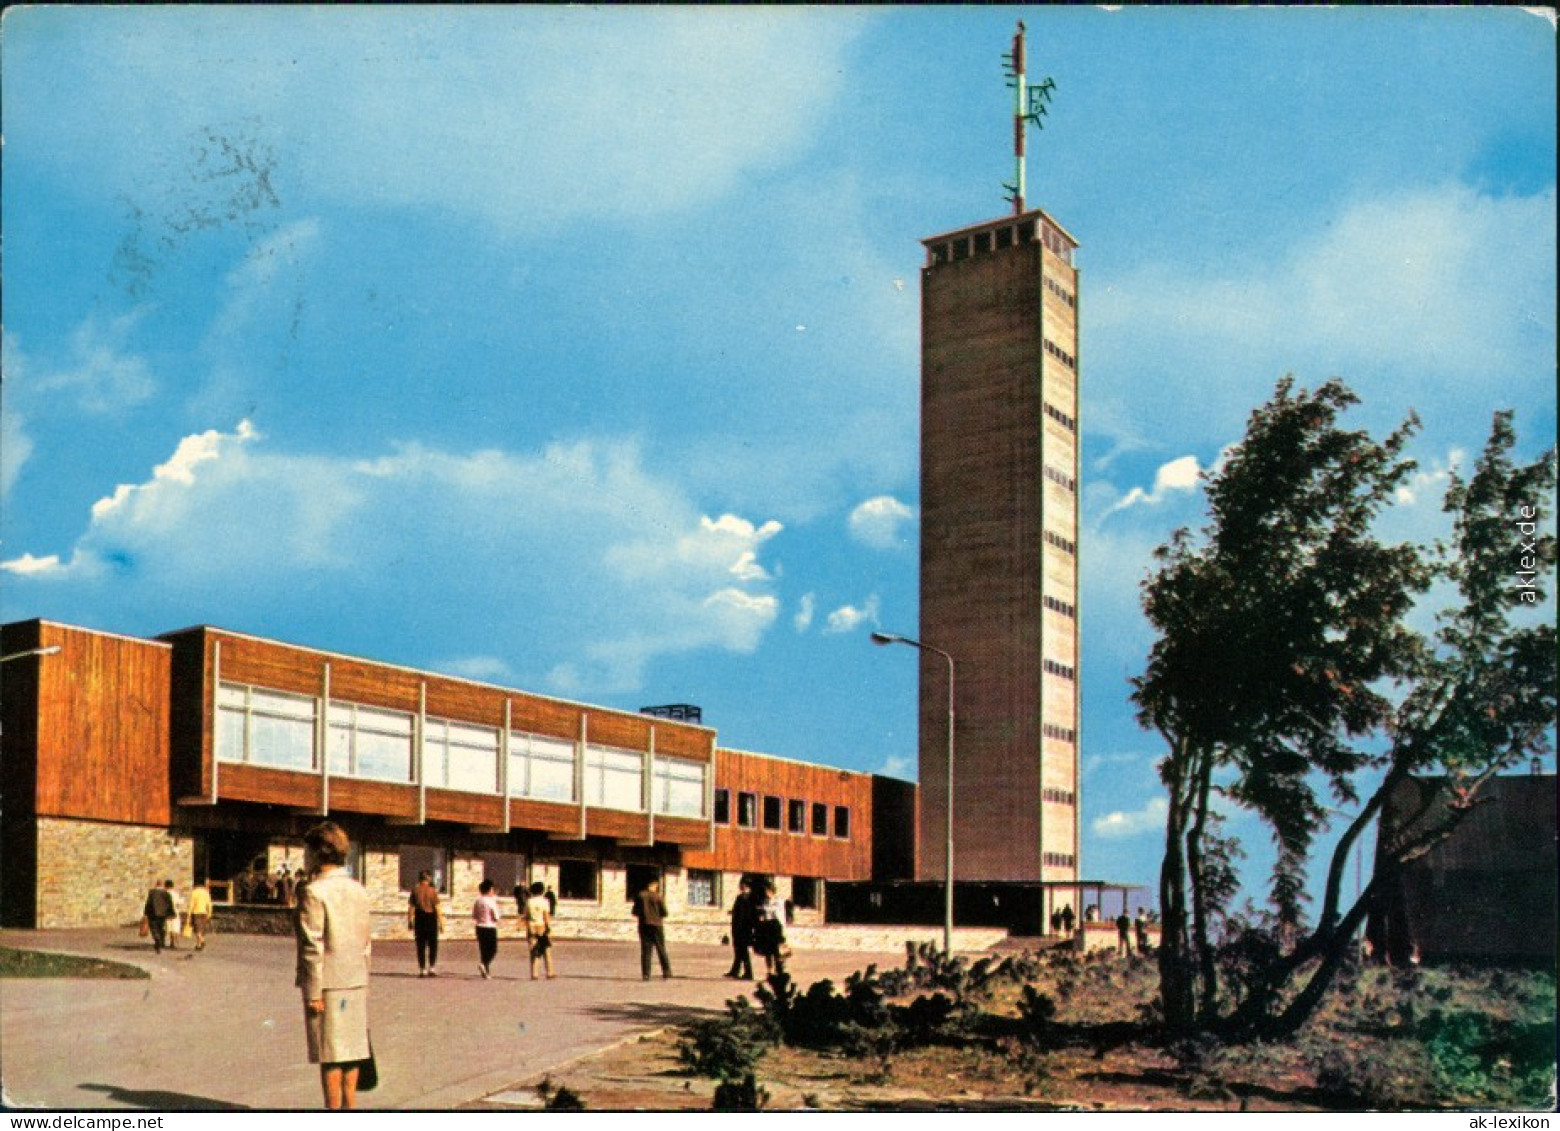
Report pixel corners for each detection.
[143,880,176,952]
[726,876,756,979]
[632,879,672,980]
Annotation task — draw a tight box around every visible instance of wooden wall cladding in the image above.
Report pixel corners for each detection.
[586,808,650,842]
[425,788,504,827]
[33,624,173,826]
[209,762,320,811]
[683,749,873,879]
[508,797,580,836]
[652,815,709,848]
[328,777,417,820]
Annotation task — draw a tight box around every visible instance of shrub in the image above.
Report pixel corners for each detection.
[1313,1039,1433,1109]
[678,997,778,1081]
[712,1073,769,1112]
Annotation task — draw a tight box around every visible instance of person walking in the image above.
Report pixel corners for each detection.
[472,880,502,978]
[294,822,374,1111]
[187,878,214,951]
[1115,911,1133,956]
[725,876,755,979]
[753,878,789,979]
[524,880,556,980]
[1134,907,1150,955]
[631,878,672,981]
[142,880,176,953]
[407,870,444,976]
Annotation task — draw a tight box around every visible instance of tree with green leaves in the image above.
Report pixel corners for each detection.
[1133,378,1556,1037]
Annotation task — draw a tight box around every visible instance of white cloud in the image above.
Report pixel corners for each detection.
[1102,455,1202,519]
[877,753,913,781]
[1088,183,1557,450]
[26,314,157,415]
[2,421,785,694]
[793,592,816,633]
[0,553,63,578]
[1092,796,1169,839]
[19,8,873,239]
[824,594,880,635]
[848,495,917,549]
[1,405,34,497]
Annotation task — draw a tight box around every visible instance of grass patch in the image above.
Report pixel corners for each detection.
[0,946,150,980]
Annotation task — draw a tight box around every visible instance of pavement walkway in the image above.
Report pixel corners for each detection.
[0,927,908,1111]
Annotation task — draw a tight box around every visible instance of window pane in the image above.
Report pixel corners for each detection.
[588,745,644,812]
[812,802,829,836]
[446,722,499,793]
[216,708,246,763]
[762,796,782,830]
[528,735,576,801]
[653,757,706,817]
[357,729,413,782]
[327,723,352,776]
[687,869,719,908]
[713,789,731,825]
[399,845,446,892]
[738,793,757,828]
[253,687,316,721]
[251,713,315,771]
[834,806,851,839]
[558,860,597,901]
[787,799,806,833]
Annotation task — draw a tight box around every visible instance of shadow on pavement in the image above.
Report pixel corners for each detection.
[580,1001,720,1029]
[79,1083,250,1111]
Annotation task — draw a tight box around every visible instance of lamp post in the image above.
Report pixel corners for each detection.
[871,631,955,954]
[0,646,61,663]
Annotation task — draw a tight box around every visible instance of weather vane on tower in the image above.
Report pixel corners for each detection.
[1003,21,1056,215]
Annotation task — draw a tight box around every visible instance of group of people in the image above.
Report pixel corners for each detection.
[147,822,809,1110]
[1115,908,1154,956]
[724,874,790,981]
[407,870,560,981]
[141,878,213,953]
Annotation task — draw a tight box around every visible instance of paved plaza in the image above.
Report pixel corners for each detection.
[0,927,908,1111]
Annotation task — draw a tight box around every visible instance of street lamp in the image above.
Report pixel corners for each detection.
[0,646,61,663]
[871,631,956,955]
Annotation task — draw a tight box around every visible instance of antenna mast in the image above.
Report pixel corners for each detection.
[1003,22,1056,215]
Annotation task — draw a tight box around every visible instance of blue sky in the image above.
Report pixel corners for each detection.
[3,7,1554,907]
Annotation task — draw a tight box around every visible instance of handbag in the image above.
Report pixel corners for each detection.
[138,916,150,938]
[357,1039,378,1092]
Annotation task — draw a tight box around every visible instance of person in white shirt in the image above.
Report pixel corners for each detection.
[472,880,503,978]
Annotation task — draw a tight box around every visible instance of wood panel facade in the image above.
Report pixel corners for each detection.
[158,626,715,850]
[685,749,874,881]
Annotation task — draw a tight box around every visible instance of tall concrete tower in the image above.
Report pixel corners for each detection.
[917,204,1081,885]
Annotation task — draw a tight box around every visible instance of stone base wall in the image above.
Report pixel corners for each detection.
[35,817,194,929]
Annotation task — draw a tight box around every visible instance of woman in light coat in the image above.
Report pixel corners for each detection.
[294,822,373,1110]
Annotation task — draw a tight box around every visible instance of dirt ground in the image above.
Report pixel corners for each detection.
[488,1019,1329,1113]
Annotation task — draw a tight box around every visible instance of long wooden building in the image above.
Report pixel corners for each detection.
[1,619,892,934]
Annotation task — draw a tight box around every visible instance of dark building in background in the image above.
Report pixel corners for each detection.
[1368,773,1557,966]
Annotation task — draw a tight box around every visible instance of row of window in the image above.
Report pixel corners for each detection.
[1044,402,1076,433]
[391,846,821,912]
[1042,723,1077,745]
[1043,851,1077,868]
[1044,465,1076,493]
[1043,594,1076,619]
[1044,275,1076,308]
[1043,658,1076,681]
[924,218,1076,269]
[216,681,706,817]
[1043,337,1077,371]
[1042,787,1077,806]
[1045,530,1077,556]
[714,789,851,840]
